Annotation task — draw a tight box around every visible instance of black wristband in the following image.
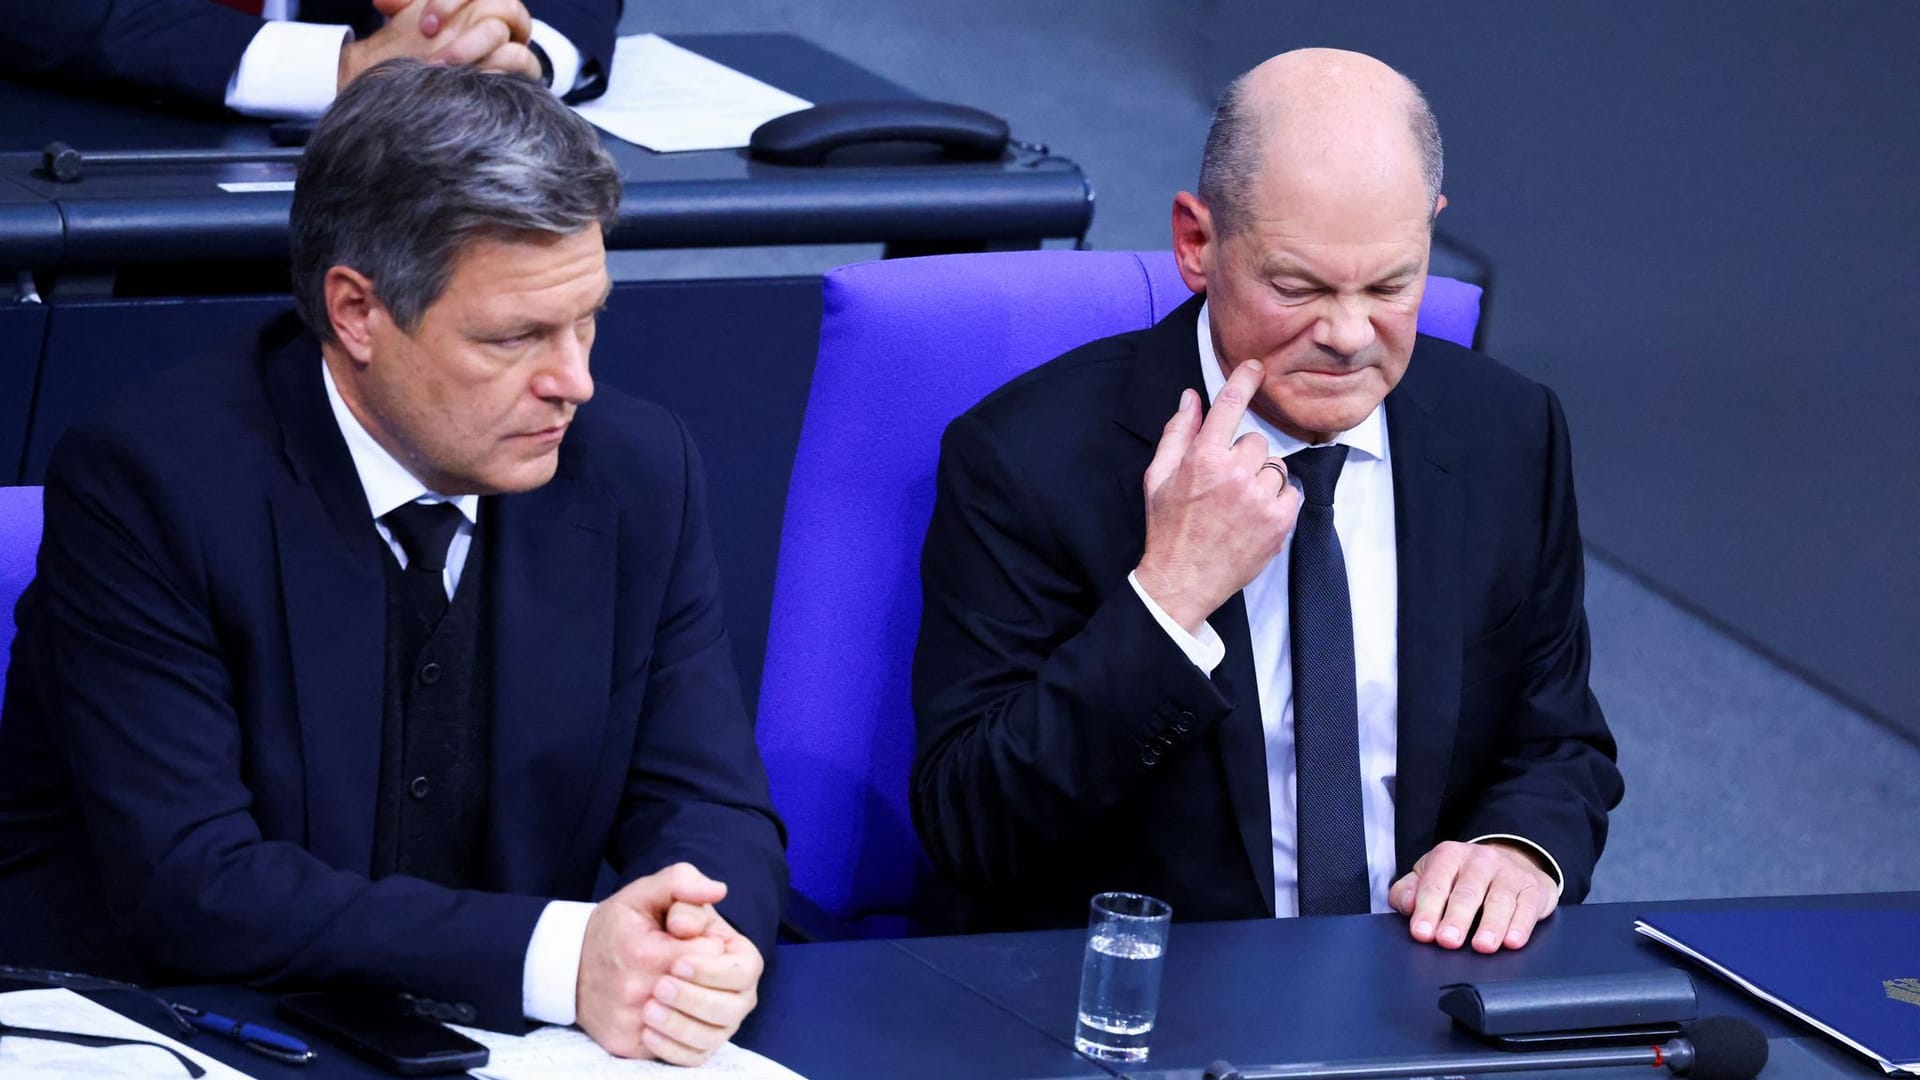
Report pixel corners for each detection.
[527,39,555,88]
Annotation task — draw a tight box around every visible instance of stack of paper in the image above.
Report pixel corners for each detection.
[572,34,812,153]
[452,1022,808,1079]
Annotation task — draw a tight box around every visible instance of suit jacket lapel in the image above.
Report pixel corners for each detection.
[1115,294,1276,914]
[1385,339,1465,873]
[482,469,617,893]
[261,323,389,873]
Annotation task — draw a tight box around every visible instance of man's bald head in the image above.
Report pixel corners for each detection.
[1198,48,1442,238]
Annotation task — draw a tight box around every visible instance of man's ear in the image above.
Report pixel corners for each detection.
[1172,191,1215,295]
[323,266,384,366]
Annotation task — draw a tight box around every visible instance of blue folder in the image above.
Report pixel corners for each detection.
[1636,908,1920,1075]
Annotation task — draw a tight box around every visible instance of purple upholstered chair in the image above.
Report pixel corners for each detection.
[757,250,1483,936]
[0,486,44,711]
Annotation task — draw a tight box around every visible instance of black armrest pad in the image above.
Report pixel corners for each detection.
[1439,971,1699,1036]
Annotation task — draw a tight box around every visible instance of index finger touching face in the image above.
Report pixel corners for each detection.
[1200,359,1263,447]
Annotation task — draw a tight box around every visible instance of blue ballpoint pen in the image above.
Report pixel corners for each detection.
[170,1003,317,1066]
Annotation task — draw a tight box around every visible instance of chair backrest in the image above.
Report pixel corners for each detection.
[0,486,45,711]
[756,250,1483,934]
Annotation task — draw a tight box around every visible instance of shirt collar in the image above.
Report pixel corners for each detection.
[1195,299,1388,462]
[321,361,480,525]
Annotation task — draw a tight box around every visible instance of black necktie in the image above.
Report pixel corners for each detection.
[381,501,463,623]
[1286,445,1371,916]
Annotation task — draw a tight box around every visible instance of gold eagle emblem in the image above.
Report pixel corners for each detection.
[1886,978,1920,1008]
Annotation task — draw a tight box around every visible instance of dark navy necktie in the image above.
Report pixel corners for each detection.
[382,501,463,623]
[1286,444,1371,916]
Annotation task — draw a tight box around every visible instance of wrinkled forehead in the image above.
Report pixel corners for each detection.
[1230,167,1433,282]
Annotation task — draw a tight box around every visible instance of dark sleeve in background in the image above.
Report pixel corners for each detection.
[1453,385,1624,902]
[527,0,623,102]
[0,1,264,109]
[608,414,788,959]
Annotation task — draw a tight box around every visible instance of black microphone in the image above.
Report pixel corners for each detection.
[1204,1015,1767,1080]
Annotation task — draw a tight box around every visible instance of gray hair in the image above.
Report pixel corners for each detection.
[1197,70,1444,237]
[290,59,622,343]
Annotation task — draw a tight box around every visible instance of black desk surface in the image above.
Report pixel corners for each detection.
[123,940,1097,1080]
[0,33,1092,269]
[898,892,1918,1079]
[80,892,1913,1080]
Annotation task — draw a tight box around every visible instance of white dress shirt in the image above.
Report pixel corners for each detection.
[1127,302,1561,916]
[227,0,586,119]
[323,362,594,1024]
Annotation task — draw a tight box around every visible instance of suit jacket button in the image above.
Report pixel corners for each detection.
[418,661,442,686]
[1139,744,1161,766]
[410,775,431,799]
[1173,711,1196,734]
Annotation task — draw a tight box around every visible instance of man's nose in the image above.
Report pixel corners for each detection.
[533,332,595,405]
[1313,295,1379,358]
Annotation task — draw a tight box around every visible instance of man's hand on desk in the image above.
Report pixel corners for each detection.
[343,0,541,91]
[1389,840,1559,955]
[575,863,766,1066]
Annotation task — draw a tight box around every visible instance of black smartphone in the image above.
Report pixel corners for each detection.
[277,990,488,1075]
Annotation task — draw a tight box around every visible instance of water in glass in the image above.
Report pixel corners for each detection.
[1074,930,1163,1061]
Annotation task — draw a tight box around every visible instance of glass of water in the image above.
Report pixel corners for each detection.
[1074,891,1173,1062]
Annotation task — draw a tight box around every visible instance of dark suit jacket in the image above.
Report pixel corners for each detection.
[912,295,1624,932]
[2,0,620,110]
[0,319,784,1029]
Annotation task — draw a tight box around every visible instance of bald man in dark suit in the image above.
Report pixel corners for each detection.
[914,49,1622,951]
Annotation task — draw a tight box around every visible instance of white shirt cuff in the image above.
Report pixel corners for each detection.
[1128,570,1226,674]
[521,900,595,1025]
[1470,833,1566,897]
[224,20,352,119]
[528,19,585,94]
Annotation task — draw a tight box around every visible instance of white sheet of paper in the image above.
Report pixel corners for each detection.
[0,988,258,1080]
[452,1022,808,1080]
[571,33,812,152]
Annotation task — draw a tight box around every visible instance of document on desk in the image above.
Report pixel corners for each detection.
[571,33,812,152]
[1638,909,1920,1076]
[0,988,257,1079]
[452,1022,808,1080]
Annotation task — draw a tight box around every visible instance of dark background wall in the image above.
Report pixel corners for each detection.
[1203,0,1920,737]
